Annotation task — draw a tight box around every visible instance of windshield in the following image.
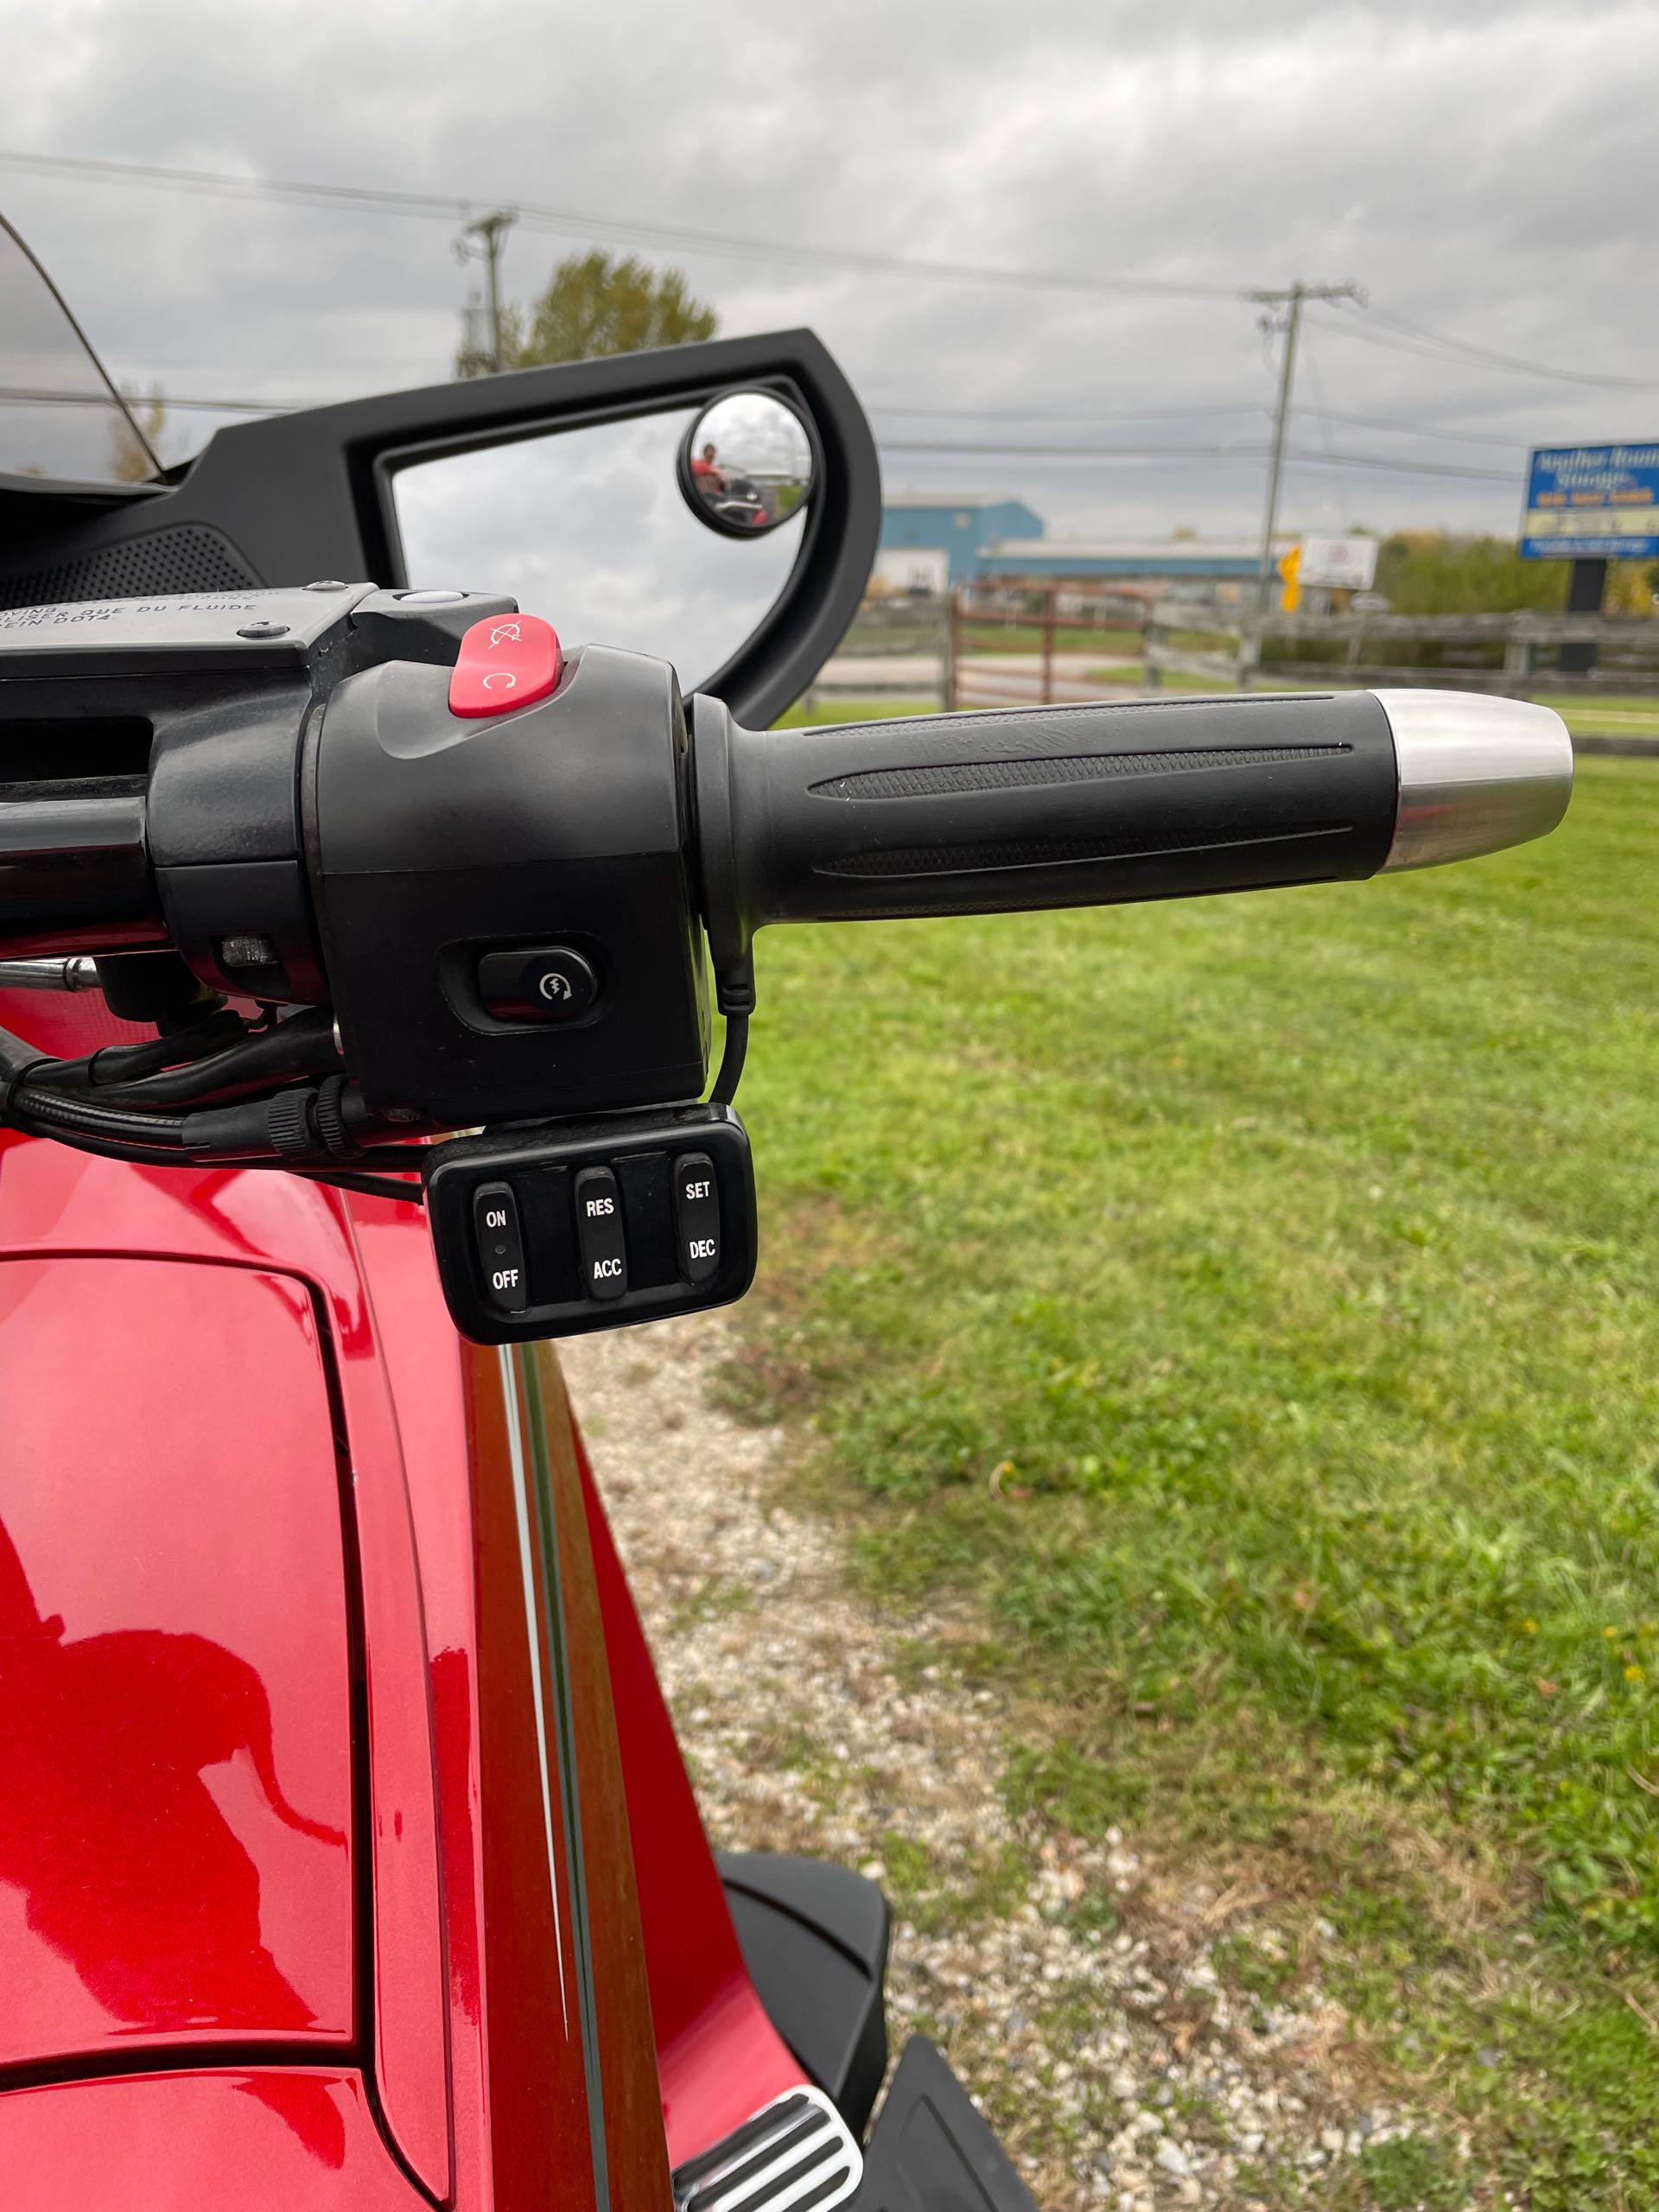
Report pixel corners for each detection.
[0,214,158,484]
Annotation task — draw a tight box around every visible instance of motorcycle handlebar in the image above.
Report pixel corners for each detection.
[693,687,1573,979]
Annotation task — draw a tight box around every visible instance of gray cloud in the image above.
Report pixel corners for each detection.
[3,0,1656,561]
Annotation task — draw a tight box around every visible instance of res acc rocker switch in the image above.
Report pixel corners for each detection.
[474,1182,528,1313]
[574,1166,628,1300]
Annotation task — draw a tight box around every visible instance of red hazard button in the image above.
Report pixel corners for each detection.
[448,613,563,718]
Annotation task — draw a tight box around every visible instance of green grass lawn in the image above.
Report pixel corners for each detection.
[775,696,934,727]
[731,749,1659,2204]
[1533,691,1659,739]
[1072,672,1659,740]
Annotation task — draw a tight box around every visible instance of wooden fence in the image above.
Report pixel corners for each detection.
[1144,607,1659,696]
[948,584,1147,709]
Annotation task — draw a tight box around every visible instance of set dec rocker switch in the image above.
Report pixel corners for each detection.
[423,1106,757,1344]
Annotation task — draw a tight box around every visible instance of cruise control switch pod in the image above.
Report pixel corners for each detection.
[691,687,1573,977]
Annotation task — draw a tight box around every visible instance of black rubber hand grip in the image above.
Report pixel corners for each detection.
[692,689,1400,976]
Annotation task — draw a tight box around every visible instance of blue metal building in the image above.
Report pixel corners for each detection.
[879,495,1046,584]
[976,536,1286,583]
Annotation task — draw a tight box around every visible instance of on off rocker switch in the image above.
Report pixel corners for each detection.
[574,1166,627,1300]
[474,1183,528,1313]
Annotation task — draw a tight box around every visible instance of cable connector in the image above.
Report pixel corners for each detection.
[182,1087,320,1162]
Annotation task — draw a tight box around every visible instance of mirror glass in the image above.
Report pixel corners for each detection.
[391,405,807,691]
[679,389,816,537]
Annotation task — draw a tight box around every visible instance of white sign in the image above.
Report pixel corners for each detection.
[868,547,950,598]
[1299,534,1379,590]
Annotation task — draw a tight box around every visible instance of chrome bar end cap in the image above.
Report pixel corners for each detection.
[1371,689,1573,873]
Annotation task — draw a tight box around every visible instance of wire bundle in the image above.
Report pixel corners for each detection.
[0,1004,427,1203]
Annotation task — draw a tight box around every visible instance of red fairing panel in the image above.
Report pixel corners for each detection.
[0,1255,354,2067]
[0,982,812,2202]
[0,2070,428,2211]
[0,1128,450,2196]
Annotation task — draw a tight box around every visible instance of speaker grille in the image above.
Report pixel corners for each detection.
[0,524,259,610]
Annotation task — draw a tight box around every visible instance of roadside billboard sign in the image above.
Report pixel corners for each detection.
[1520,443,1659,560]
[1298,534,1379,590]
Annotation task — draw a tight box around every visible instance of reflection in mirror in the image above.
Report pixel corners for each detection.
[679,390,816,537]
[391,408,805,692]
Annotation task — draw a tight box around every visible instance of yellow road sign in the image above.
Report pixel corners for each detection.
[1277,543,1301,613]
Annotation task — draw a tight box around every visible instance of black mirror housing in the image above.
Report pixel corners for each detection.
[0,330,880,729]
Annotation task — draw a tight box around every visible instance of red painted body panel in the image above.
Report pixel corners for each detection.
[0,984,814,2205]
[0,2070,428,2210]
[580,1440,804,2165]
[0,1254,354,2064]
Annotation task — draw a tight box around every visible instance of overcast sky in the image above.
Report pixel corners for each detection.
[3,0,1657,548]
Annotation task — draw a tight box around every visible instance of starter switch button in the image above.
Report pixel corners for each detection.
[448,613,563,718]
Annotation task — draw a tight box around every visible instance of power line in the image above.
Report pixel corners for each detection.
[869,399,1268,423]
[1300,405,1529,450]
[3,379,1537,456]
[1327,297,1659,395]
[872,397,1529,449]
[9,148,1655,399]
[0,383,308,414]
[0,146,1246,302]
[1299,325,1358,523]
[879,436,1520,482]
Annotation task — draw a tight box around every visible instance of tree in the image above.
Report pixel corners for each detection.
[500,250,716,368]
[1373,532,1656,618]
[109,386,164,482]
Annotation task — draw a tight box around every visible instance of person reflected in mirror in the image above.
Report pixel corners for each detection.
[690,441,727,503]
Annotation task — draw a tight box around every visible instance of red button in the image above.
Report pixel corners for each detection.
[448,613,563,718]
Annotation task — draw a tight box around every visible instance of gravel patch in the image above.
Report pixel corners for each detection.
[563,1313,1427,2209]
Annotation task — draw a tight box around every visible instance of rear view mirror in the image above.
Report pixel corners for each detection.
[393,401,807,694]
[677,387,817,538]
[0,332,880,729]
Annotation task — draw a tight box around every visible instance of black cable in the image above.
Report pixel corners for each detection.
[82,1007,247,1087]
[90,1007,341,1109]
[13,1085,188,1147]
[0,1123,195,1168]
[709,1013,748,1105]
[297,1169,425,1205]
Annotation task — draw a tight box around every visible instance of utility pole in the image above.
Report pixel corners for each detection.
[454,209,518,377]
[1240,280,1363,679]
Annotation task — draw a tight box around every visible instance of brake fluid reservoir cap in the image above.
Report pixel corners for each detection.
[448,613,563,718]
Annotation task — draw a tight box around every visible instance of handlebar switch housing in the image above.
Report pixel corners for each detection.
[423,1104,756,1342]
[309,641,710,1124]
